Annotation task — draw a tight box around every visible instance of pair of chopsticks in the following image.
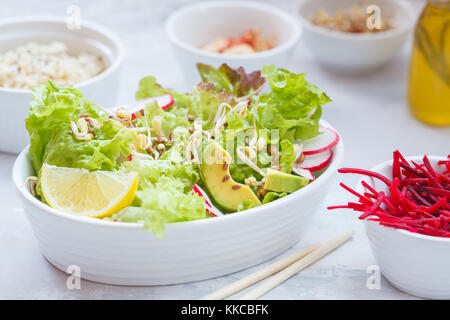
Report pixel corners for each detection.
[201,229,354,300]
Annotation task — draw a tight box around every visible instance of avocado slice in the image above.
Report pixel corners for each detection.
[201,141,261,211]
[264,168,309,193]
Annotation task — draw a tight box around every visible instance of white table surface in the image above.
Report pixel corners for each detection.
[1,0,449,300]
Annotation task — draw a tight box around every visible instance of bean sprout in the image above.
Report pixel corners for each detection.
[237,146,265,177]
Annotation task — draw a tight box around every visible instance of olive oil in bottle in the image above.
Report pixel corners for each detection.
[408,0,450,126]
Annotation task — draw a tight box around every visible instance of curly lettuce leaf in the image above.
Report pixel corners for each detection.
[43,120,132,171]
[141,101,190,137]
[135,76,188,109]
[279,139,296,173]
[186,83,235,130]
[120,159,199,192]
[26,81,101,172]
[237,199,261,212]
[115,185,205,237]
[197,63,265,97]
[262,191,287,204]
[25,81,132,173]
[114,159,203,236]
[256,66,331,141]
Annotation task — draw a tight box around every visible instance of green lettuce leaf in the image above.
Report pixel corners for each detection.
[114,159,203,236]
[43,120,132,171]
[256,66,331,141]
[120,159,199,191]
[279,139,296,173]
[141,101,190,137]
[237,199,261,212]
[135,76,188,109]
[25,81,132,173]
[262,191,287,204]
[186,83,235,130]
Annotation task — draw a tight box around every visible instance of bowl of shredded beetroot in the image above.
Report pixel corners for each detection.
[329,151,450,299]
[330,151,450,237]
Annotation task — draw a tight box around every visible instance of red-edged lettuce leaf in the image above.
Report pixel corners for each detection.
[197,63,265,97]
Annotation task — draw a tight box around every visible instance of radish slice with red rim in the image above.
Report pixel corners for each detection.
[292,167,315,180]
[298,149,333,172]
[140,94,174,110]
[302,127,339,155]
[129,94,174,113]
[191,183,223,217]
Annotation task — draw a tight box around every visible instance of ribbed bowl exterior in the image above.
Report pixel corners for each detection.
[22,188,326,285]
[13,121,343,285]
[365,217,450,299]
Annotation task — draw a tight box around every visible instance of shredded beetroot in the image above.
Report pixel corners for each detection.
[329,151,450,238]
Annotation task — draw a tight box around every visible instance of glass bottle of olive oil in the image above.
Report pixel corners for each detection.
[407,0,450,126]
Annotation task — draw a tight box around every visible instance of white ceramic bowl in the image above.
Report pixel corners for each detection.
[165,1,301,84]
[13,120,343,286]
[296,0,415,73]
[0,16,124,154]
[357,156,450,299]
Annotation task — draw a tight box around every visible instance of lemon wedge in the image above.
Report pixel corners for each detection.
[41,164,138,218]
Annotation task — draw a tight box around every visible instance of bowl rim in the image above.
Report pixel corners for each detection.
[13,119,344,230]
[164,0,301,60]
[295,0,416,40]
[358,155,450,243]
[0,15,125,95]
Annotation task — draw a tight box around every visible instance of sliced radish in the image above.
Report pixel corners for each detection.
[302,127,339,155]
[191,183,223,217]
[129,94,174,114]
[292,167,315,180]
[298,149,333,172]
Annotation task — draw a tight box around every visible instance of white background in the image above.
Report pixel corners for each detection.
[0,0,449,299]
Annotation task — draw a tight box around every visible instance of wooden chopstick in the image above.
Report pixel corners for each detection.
[201,243,321,300]
[239,229,354,300]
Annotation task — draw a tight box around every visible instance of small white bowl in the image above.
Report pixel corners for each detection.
[0,16,124,154]
[357,156,450,299]
[296,0,416,73]
[13,120,343,285]
[165,1,301,84]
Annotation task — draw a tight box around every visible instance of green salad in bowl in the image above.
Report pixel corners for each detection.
[25,63,337,236]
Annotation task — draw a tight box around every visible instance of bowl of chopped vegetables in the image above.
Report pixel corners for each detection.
[165,1,300,83]
[13,63,343,285]
[0,16,124,154]
[296,0,415,73]
[330,152,450,299]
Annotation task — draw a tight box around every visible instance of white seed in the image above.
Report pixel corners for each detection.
[245,176,257,186]
[70,121,79,135]
[256,137,266,152]
[116,108,131,120]
[137,134,147,150]
[76,118,89,134]
[152,116,162,132]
